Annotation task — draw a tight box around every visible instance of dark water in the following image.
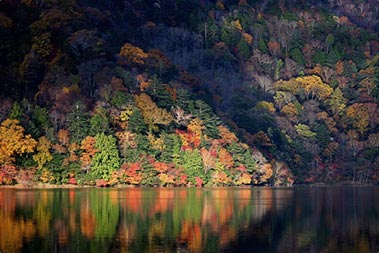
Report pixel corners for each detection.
[0,187,378,253]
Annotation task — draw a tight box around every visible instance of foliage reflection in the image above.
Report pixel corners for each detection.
[0,187,378,253]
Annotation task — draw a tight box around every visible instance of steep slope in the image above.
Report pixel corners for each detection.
[0,0,378,185]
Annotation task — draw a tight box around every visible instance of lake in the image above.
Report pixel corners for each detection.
[0,186,378,253]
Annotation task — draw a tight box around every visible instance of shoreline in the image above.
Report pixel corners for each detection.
[0,182,377,189]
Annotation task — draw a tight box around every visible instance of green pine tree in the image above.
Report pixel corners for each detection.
[91,133,120,180]
[67,101,89,143]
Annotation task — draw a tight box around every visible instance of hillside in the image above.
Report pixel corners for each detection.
[0,0,378,186]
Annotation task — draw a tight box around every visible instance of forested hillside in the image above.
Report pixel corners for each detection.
[0,0,378,186]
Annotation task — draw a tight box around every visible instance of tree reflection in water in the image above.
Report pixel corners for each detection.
[0,187,378,253]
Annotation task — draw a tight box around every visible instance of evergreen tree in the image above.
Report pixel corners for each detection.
[9,101,24,121]
[146,78,174,110]
[31,105,51,137]
[89,109,111,136]
[181,149,204,185]
[91,133,120,180]
[128,107,148,134]
[67,102,89,144]
[191,100,221,138]
[237,37,250,60]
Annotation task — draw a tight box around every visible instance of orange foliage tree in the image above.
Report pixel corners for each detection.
[0,119,37,165]
[80,136,98,173]
[218,125,238,145]
[118,43,148,67]
[218,148,234,169]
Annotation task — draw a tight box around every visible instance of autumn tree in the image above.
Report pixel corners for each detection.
[200,148,216,174]
[80,136,98,174]
[118,43,148,67]
[33,136,53,170]
[295,75,333,101]
[115,131,137,157]
[273,91,294,109]
[0,119,37,165]
[134,93,173,132]
[346,103,369,135]
[219,148,234,169]
[326,88,347,116]
[295,124,317,139]
[268,41,281,57]
[218,125,238,145]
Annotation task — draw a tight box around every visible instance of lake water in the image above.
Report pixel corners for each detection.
[0,186,378,253]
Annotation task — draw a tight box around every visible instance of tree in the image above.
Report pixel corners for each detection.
[31,105,51,137]
[0,119,37,165]
[237,37,250,60]
[115,130,137,157]
[218,125,238,145]
[172,107,193,126]
[89,109,111,136]
[295,75,333,100]
[33,136,53,170]
[295,124,316,139]
[280,103,299,123]
[181,149,204,185]
[187,118,205,148]
[274,91,294,109]
[326,88,347,116]
[200,148,216,174]
[80,136,98,174]
[219,148,234,169]
[118,43,148,67]
[134,93,173,132]
[253,163,273,185]
[253,74,274,98]
[191,100,221,138]
[268,41,281,57]
[67,102,89,143]
[346,103,369,135]
[325,33,334,54]
[68,30,103,60]
[91,133,120,180]
[9,101,24,121]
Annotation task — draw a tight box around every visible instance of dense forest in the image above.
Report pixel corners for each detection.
[0,0,378,186]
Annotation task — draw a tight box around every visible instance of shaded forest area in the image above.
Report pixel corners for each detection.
[0,0,378,186]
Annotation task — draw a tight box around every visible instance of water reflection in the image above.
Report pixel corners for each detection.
[0,187,378,253]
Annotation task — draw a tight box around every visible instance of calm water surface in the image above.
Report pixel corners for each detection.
[0,186,378,253]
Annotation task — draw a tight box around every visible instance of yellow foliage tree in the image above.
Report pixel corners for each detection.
[346,103,369,135]
[280,103,299,122]
[0,119,37,165]
[33,136,53,170]
[134,93,173,131]
[187,118,205,147]
[255,101,276,114]
[295,75,333,100]
[147,133,166,152]
[276,75,332,101]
